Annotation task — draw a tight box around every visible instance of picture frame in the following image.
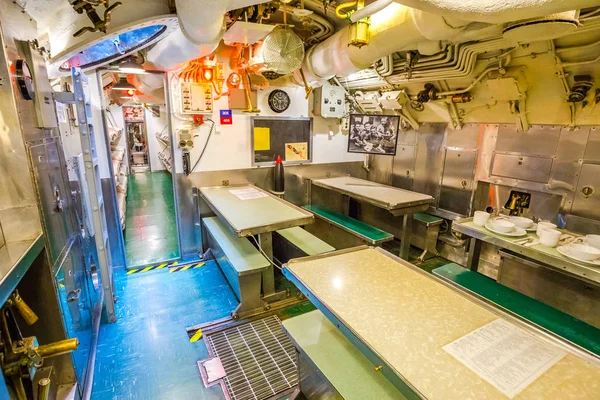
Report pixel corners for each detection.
[347,114,400,156]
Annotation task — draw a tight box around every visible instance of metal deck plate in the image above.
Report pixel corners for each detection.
[205,315,298,400]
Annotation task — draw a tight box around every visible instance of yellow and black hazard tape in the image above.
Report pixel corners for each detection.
[126,261,205,275]
[188,328,203,343]
[169,262,205,273]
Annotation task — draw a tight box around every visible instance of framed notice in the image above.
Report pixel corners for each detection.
[348,114,399,156]
[251,116,312,166]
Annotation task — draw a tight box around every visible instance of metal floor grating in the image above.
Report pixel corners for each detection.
[206,315,298,400]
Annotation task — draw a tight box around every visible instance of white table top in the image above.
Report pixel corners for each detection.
[199,184,314,237]
[311,176,433,211]
[285,247,600,400]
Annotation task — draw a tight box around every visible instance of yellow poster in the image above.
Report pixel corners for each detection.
[254,127,270,151]
[285,142,308,161]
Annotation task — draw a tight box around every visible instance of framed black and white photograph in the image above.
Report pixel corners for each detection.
[348,114,400,156]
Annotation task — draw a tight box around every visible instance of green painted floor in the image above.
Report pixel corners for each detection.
[125,171,180,267]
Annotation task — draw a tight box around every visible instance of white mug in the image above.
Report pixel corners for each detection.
[539,229,561,247]
[536,221,557,237]
[473,211,490,227]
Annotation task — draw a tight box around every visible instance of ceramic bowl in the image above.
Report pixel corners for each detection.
[585,234,600,250]
[568,243,600,261]
[536,221,557,237]
[539,229,561,247]
[489,219,515,233]
[473,211,490,227]
[508,216,534,228]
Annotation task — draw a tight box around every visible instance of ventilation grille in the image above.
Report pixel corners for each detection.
[206,316,298,400]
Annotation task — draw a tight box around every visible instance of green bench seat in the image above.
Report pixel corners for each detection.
[276,227,335,256]
[302,204,394,246]
[282,310,406,400]
[413,212,443,226]
[203,217,268,316]
[433,263,600,356]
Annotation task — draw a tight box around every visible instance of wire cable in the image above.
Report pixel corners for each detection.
[249,235,281,270]
[190,118,215,174]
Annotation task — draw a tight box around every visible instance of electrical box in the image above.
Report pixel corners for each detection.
[180,82,213,113]
[177,129,194,149]
[313,84,345,118]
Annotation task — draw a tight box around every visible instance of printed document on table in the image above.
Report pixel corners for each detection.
[229,187,268,200]
[443,319,566,398]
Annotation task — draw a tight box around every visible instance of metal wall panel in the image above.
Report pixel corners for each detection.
[491,153,553,183]
[413,123,446,201]
[583,126,600,162]
[473,182,563,222]
[495,124,561,156]
[572,163,600,220]
[549,127,589,212]
[438,149,478,216]
[445,124,480,150]
[368,155,393,185]
[391,144,416,190]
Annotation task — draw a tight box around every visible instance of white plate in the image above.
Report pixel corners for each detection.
[484,222,527,237]
[525,223,538,232]
[556,246,600,265]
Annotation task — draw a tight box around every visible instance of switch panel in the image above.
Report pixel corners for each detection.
[180,82,213,114]
[313,84,345,118]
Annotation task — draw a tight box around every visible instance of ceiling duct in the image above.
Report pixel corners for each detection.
[502,10,579,43]
[46,0,178,76]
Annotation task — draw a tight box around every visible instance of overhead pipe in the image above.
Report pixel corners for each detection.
[391,0,594,24]
[136,0,263,94]
[146,0,263,70]
[299,4,468,82]
[350,0,394,22]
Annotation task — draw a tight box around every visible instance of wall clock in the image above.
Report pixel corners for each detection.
[268,89,290,113]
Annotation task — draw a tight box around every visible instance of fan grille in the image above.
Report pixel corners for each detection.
[262,26,305,75]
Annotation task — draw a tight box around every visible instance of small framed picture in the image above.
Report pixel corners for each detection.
[347,114,400,156]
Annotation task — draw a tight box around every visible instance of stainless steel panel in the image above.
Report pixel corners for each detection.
[101,178,126,269]
[397,128,418,145]
[548,126,589,213]
[498,250,600,329]
[445,123,480,149]
[565,214,600,235]
[495,124,561,156]
[583,126,600,162]
[413,123,446,201]
[0,3,43,244]
[29,141,76,263]
[572,163,600,220]
[438,149,478,216]
[368,155,393,185]
[391,144,416,190]
[473,182,563,222]
[491,153,553,183]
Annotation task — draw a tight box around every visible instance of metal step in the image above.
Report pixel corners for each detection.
[206,315,298,400]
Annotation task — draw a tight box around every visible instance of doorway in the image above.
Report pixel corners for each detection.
[99,69,180,268]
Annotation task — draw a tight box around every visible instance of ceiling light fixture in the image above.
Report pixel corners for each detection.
[112,77,137,91]
[119,59,146,74]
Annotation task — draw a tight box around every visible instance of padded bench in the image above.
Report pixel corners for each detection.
[203,217,269,318]
[433,263,600,356]
[282,310,406,399]
[302,204,394,248]
[273,226,335,264]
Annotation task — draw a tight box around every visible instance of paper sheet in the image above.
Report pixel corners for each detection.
[443,319,566,398]
[254,127,270,151]
[285,142,308,161]
[229,187,268,201]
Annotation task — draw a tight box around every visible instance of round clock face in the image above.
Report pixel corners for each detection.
[16,59,35,101]
[268,89,290,113]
